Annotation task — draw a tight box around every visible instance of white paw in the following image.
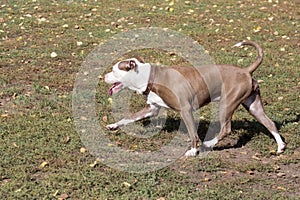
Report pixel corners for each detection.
[277,142,286,154]
[185,148,198,157]
[106,123,119,130]
[203,137,218,148]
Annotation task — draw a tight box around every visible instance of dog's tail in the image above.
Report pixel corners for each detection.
[234,40,264,75]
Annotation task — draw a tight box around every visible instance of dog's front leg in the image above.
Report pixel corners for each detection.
[106,104,160,130]
[180,108,201,157]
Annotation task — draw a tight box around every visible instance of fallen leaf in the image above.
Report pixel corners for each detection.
[253,26,262,33]
[58,193,69,200]
[168,7,174,12]
[80,147,87,153]
[252,155,261,161]
[247,170,255,175]
[122,181,131,187]
[64,136,70,143]
[269,149,276,155]
[39,161,49,169]
[203,177,211,182]
[277,186,286,191]
[12,142,19,148]
[90,160,98,168]
[278,96,284,101]
[15,188,22,193]
[102,115,108,122]
[52,190,59,197]
[277,172,286,177]
[50,52,57,58]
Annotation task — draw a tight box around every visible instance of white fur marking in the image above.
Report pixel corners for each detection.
[272,131,286,153]
[212,96,220,102]
[203,137,218,148]
[147,92,170,108]
[185,148,198,157]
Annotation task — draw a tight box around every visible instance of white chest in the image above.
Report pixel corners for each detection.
[146,92,170,108]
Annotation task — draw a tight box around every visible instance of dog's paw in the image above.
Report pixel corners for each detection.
[277,142,287,154]
[203,137,218,148]
[106,123,119,130]
[185,148,198,157]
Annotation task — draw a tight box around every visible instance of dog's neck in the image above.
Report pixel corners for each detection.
[127,63,152,94]
[143,65,155,96]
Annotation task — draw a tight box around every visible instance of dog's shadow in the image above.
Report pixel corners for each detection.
[143,114,299,151]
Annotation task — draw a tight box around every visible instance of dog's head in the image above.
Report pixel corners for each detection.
[104,58,147,95]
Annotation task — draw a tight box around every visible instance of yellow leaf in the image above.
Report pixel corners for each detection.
[12,142,19,148]
[90,160,98,168]
[80,147,87,153]
[52,190,59,197]
[277,186,286,191]
[253,26,262,33]
[122,181,131,187]
[108,98,113,104]
[39,161,48,168]
[278,96,284,101]
[203,177,211,182]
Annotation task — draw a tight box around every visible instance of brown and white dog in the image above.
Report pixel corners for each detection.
[104,41,286,156]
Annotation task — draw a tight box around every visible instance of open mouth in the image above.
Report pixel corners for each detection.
[108,82,124,96]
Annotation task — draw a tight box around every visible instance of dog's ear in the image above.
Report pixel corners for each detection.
[129,60,139,73]
[135,56,145,63]
[118,60,139,73]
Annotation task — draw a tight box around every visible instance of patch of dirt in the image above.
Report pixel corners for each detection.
[171,146,300,197]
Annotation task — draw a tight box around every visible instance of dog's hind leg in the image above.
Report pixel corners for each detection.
[106,104,160,130]
[203,87,249,148]
[242,89,286,153]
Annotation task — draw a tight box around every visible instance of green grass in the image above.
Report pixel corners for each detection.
[1,0,299,199]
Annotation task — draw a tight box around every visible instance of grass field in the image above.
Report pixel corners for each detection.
[1,0,299,199]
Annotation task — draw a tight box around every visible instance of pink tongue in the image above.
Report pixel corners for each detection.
[108,87,113,96]
[108,83,122,96]
[108,85,115,96]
